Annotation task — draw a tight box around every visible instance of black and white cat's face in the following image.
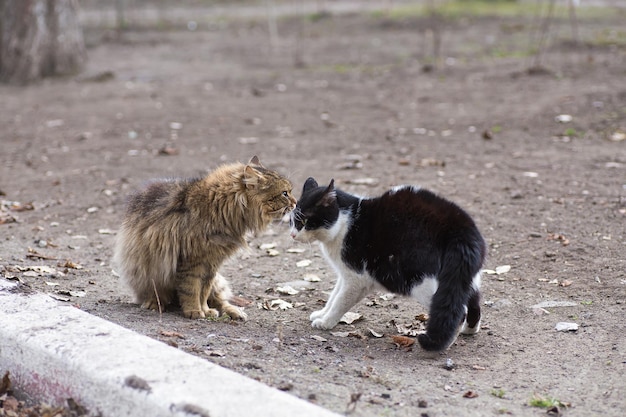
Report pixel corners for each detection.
[289,177,339,243]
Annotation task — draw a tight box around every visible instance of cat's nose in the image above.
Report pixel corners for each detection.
[290,230,297,239]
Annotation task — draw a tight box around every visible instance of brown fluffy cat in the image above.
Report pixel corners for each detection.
[113,156,296,320]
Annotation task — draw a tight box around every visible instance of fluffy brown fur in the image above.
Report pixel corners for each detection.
[113,156,296,320]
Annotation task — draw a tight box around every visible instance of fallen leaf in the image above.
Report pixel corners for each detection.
[418,158,445,167]
[5,201,34,212]
[61,260,83,270]
[160,330,185,339]
[368,328,384,338]
[207,350,225,357]
[18,265,65,277]
[261,299,293,311]
[560,280,573,287]
[98,228,116,235]
[296,259,312,268]
[158,145,179,156]
[286,248,306,254]
[471,365,486,371]
[26,248,57,260]
[379,293,395,301]
[463,390,479,398]
[311,335,328,342]
[483,265,511,275]
[415,313,429,322]
[555,322,579,332]
[0,371,11,395]
[259,242,277,250]
[547,233,570,246]
[391,319,426,336]
[303,274,321,282]
[48,293,71,302]
[230,296,253,307]
[276,286,299,295]
[340,312,363,324]
[391,335,415,348]
[266,249,280,257]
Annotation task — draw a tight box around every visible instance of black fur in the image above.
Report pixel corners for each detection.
[292,178,486,352]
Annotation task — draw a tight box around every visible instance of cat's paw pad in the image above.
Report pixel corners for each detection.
[309,310,325,321]
[311,317,336,330]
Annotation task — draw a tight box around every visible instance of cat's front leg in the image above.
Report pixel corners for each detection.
[311,274,372,330]
[310,275,344,321]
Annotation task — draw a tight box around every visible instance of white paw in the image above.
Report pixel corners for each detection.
[310,310,326,321]
[311,317,338,330]
[460,318,481,335]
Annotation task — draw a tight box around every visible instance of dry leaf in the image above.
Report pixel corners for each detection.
[0,371,11,395]
[266,249,280,257]
[311,335,328,342]
[560,280,573,287]
[259,242,277,250]
[483,265,511,275]
[296,259,312,268]
[303,274,321,282]
[261,299,293,311]
[340,312,363,324]
[286,248,306,254]
[69,290,86,297]
[230,296,253,307]
[61,260,83,270]
[415,313,429,322]
[463,390,479,398]
[368,328,384,338]
[471,365,486,371]
[391,335,415,348]
[547,233,570,246]
[276,286,299,295]
[160,330,185,339]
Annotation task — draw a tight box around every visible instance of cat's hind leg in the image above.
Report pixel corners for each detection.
[207,273,248,321]
[311,272,373,330]
[460,288,481,335]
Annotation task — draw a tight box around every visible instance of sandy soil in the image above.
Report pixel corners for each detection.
[1,2,625,416]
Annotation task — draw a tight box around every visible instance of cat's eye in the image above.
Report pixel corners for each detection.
[282,191,289,197]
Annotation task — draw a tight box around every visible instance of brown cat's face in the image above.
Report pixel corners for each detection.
[244,163,296,220]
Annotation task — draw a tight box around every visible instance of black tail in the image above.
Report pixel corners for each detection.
[418,241,483,352]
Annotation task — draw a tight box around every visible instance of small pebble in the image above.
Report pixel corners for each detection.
[444,358,455,370]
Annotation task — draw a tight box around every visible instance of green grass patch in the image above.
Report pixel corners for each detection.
[529,394,567,409]
[491,388,506,398]
[376,0,621,20]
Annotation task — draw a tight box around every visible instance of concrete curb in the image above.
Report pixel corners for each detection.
[0,280,341,417]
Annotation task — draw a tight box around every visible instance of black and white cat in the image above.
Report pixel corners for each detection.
[290,177,486,352]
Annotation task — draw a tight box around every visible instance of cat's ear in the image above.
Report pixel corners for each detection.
[318,179,336,207]
[303,177,318,193]
[243,165,260,189]
[248,155,265,168]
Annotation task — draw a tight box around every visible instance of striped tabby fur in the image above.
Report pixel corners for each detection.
[113,156,295,319]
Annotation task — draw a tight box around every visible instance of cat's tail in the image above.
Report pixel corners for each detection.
[418,240,483,352]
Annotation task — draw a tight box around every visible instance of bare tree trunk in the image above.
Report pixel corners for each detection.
[0,0,86,84]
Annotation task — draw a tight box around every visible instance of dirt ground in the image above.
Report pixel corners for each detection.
[1,1,625,416]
